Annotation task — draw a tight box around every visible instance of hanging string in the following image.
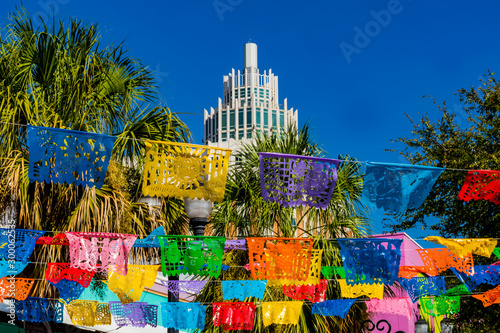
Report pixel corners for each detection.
[0,121,489,173]
[32,230,500,242]
[30,291,487,305]
[32,229,500,244]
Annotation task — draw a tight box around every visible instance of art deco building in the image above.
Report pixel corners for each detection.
[204,42,298,150]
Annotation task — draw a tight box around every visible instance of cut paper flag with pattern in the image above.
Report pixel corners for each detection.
[417,248,474,275]
[162,280,208,298]
[312,299,356,319]
[362,162,444,214]
[0,278,34,301]
[451,265,500,292]
[45,263,95,288]
[321,266,345,279]
[49,279,85,303]
[0,228,44,264]
[261,301,303,327]
[161,302,207,330]
[258,152,341,209]
[267,249,323,286]
[425,236,497,258]
[398,277,447,303]
[109,301,158,328]
[420,295,461,316]
[338,238,402,285]
[133,227,165,248]
[365,298,414,319]
[158,235,225,277]
[66,232,137,275]
[472,284,500,307]
[108,265,160,303]
[213,302,256,331]
[446,284,470,296]
[142,141,231,202]
[225,239,246,250]
[65,301,111,326]
[27,125,116,188]
[36,233,69,245]
[0,260,29,279]
[282,279,328,303]
[398,266,434,279]
[222,280,267,301]
[493,247,500,260]
[338,279,384,299]
[247,237,313,284]
[458,170,500,205]
[15,297,64,323]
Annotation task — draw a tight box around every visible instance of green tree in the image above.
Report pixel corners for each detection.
[197,124,370,333]
[0,7,191,297]
[389,71,500,236]
[390,71,500,331]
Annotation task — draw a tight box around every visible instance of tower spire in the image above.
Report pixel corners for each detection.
[244,42,257,69]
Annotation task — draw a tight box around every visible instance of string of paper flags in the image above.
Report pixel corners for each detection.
[1,124,500,329]
[3,228,500,329]
[14,124,499,212]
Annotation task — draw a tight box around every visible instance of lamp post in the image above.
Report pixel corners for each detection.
[166,198,213,333]
[414,318,429,333]
[184,198,213,236]
[441,317,454,333]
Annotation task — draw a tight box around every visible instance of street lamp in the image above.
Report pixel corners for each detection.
[441,317,454,333]
[165,198,213,333]
[184,198,213,236]
[414,318,429,333]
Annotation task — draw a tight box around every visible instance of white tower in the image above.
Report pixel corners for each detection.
[204,42,298,151]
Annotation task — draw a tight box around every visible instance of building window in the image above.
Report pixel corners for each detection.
[230,131,235,139]
[264,109,269,128]
[256,109,261,126]
[222,111,227,131]
[247,130,252,139]
[221,132,227,141]
[238,109,244,129]
[272,111,277,128]
[238,131,244,139]
[230,111,235,129]
[280,112,284,127]
[247,108,252,126]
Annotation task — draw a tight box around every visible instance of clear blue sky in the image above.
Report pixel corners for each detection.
[2,1,499,239]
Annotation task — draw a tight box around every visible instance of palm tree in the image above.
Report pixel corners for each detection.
[196,124,371,332]
[0,7,191,297]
